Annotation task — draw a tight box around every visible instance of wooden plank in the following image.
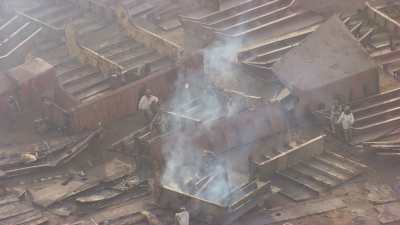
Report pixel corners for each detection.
[376,202,400,224]
[235,198,346,225]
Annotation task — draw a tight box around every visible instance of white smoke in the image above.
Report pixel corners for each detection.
[160,37,252,205]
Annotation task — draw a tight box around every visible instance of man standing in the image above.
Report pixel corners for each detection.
[138,89,159,123]
[337,106,354,143]
[175,207,189,225]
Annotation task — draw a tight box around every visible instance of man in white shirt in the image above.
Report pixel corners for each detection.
[175,207,189,225]
[138,89,159,123]
[337,106,354,143]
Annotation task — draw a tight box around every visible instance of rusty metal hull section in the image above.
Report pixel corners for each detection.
[159,180,272,225]
[0,128,102,179]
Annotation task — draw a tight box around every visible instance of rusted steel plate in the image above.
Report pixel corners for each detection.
[235,197,346,225]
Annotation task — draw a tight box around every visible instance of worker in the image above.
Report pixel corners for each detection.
[175,207,189,225]
[329,99,342,134]
[337,106,354,143]
[138,89,159,123]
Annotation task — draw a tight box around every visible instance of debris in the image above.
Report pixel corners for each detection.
[365,183,398,204]
[90,218,99,225]
[30,179,87,208]
[0,128,102,179]
[52,206,73,217]
[61,174,74,186]
[29,159,133,208]
[87,160,94,167]
[0,192,48,225]
[375,201,400,224]
[141,210,162,225]
[75,177,150,211]
[235,198,346,225]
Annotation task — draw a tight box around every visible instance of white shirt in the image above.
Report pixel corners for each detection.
[175,211,189,225]
[337,112,354,130]
[138,95,159,111]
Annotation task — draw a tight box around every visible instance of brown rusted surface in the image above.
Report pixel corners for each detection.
[365,2,400,36]
[182,0,325,52]
[159,179,272,225]
[70,68,177,130]
[140,101,287,175]
[273,16,379,115]
[237,25,319,69]
[116,4,184,61]
[343,2,400,77]
[347,87,400,142]
[65,24,123,76]
[257,135,326,178]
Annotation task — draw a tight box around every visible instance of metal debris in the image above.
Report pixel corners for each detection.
[376,201,400,224]
[234,197,346,225]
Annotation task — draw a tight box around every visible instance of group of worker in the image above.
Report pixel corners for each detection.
[329,99,355,143]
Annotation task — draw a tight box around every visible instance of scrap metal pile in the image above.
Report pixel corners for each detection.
[0,128,102,179]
